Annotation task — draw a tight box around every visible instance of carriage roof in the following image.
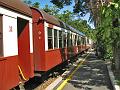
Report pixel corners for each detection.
[0,0,32,17]
[31,7,85,36]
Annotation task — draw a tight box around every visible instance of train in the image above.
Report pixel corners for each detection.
[0,0,92,89]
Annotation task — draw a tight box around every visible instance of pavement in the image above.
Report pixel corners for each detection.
[53,52,113,90]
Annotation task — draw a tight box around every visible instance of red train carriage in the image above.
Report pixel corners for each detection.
[0,0,91,89]
[0,0,34,89]
[31,7,65,71]
[31,7,90,72]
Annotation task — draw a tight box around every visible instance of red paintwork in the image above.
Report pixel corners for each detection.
[66,47,71,59]
[31,8,90,72]
[18,20,34,78]
[80,44,90,52]
[31,8,68,71]
[0,56,19,90]
[83,45,86,49]
[31,8,46,71]
[78,45,85,52]
[73,46,78,54]
[64,48,68,60]
[30,53,34,77]
[45,49,62,71]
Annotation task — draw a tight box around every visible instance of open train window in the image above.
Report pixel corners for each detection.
[77,36,81,45]
[63,32,67,47]
[48,28,53,49]
[54,29,58,48]
[0,15,3,56]
[87,38,89,44]
[70,33,73,46]
[75,35,77,46]
[59,31,62,48]
[71,34,73,46]
[67,33,70,47]
[83,38,86,45]
[81,37,85,45]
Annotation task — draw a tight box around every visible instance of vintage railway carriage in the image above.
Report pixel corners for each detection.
[0,1,91,89]
[65,25,87,57]
[31,7,89,72]
[31,7,66,71]
[0,0,34,89]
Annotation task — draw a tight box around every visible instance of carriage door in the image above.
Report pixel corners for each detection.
[17,17,30,78]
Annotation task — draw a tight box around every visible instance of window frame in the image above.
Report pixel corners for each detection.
[77,36,81,45]
[75,34,77,46]
[54,29,58,49]
[59,30,63,48]
[63,32,67,48]
[67,32,70,47]
[0,15,3,56]
[47,27,53,50]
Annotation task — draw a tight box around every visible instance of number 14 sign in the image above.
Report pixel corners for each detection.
[9,26,13,32]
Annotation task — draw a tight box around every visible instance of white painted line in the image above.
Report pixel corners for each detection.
[45,77,62,90]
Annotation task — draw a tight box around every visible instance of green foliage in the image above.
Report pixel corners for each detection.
[43,5,94,40]
[23,0,32,6]
[51,0,95,24]
[42,5,60,15]
[57,10,74,23]
[32,2,40,8]
[50,0,72,8]
[54,9,94,40]
[95,0,120,59]
[23,0,94,45]
[23,0,40,8]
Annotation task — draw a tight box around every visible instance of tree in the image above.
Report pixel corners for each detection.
[50,0,100,26]
[99,0,120,70]
[50,0,72,8]
[23,0,40,8]
[23,0,32,6]
[43,5,60,15]
[51,0,120,72]
[43,5,94,40]
[32,2,40,8]
[57,10,74,23]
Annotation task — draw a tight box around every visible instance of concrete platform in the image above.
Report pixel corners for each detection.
[50,52,113,90]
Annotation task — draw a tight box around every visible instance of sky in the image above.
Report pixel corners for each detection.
[30,0,95,29]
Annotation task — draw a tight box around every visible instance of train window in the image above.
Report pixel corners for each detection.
[54,29,58,48]
[0,15,3,56]
[48,28,53,49]
[71,34,73,46]
[87,38,89,44]
[81,37,85,45]
[63,33,67,47]
[77,36,81,45]
[59,31,62,48]
[67,33,70,47]
[84,38,86,45]
[72,34,75,46]
[75,35,77,46]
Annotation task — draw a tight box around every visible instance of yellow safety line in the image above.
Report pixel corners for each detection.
[57,53,90,90]
[18,65,28,81]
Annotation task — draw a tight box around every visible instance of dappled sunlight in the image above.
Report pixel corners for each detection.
[64,53,113,90]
